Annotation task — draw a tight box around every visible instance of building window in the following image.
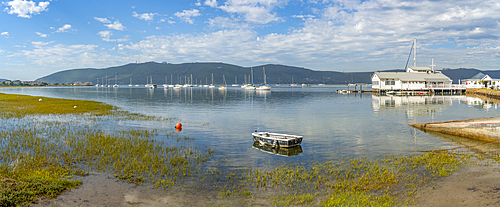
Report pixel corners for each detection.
[385,81,395,85]
[372,81,379,85]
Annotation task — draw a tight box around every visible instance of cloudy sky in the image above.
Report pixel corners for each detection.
[0,0,499,80]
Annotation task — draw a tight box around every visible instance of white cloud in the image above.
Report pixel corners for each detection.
[195,2,202,6]
[204,0,217,7]
[97,31,112,40]
[132,11,157,21]
[217,0,284,24]
[105,20,126,31]
[1,32,9,36]
[20,43,127,69]
[31,41,52,46]
[174,9,201,24]
[94,17,111,24]
[123,30,259,63]
[56,24,73,33]
[291,14,315,19]
[207,17,248,29]
[35,32,47,37]
[4,0,49,18]
[97,31,128,42]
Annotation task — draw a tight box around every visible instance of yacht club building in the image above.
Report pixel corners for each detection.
[371,66,463,95]
[372,39,464,95]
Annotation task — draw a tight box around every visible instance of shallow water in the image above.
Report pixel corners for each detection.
[2,85,500,169]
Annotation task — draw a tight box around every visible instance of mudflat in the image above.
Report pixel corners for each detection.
[415,159,500,207]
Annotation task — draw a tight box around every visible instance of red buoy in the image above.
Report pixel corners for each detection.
[175,123,182,129]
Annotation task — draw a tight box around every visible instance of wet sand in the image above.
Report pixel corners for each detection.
[34,173,267,207]
[415,159,500,207]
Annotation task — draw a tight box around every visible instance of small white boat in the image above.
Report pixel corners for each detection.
[336,90,351,93]
[252,131,303,148]
[301,83,310,87]
[256,85,271,90]
[244,85,256,90]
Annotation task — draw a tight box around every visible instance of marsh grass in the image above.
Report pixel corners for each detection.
[200,150,473,206]
[0,93,477,206]
[0,93,212,206]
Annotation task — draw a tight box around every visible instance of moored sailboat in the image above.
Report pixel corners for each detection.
[256,67,271,90]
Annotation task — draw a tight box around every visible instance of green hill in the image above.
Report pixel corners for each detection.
[35,62,500,85]
[36,62,375,85]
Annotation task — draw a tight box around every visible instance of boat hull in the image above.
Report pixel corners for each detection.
[252,132,303,148]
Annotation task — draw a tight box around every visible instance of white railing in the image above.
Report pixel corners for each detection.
[426,84,469,89]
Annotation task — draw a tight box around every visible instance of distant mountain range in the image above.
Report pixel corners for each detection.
[35,62,499,85]
[0,79,6,82]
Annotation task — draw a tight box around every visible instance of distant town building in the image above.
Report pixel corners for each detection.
[21,81,45,86]
[73,81,93,86]
[462,72,500,89]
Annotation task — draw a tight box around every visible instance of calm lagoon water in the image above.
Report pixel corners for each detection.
[2,85,500,169]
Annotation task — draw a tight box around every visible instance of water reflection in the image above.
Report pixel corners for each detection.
[251,141,303,157]
[372,95,500,119]
[423,130,500,159]
[2,86,500,168]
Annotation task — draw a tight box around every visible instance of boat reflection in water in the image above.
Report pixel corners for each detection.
[252,141,303,157]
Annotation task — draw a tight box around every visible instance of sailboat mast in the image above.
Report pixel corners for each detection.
[414,38,417,67]
[263,67,266,85]
[251,67,254,84]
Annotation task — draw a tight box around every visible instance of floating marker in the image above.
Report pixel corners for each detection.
[175,123,182,129]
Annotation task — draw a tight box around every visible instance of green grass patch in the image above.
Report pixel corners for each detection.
[0,164,82,207]
[0,93,115,118]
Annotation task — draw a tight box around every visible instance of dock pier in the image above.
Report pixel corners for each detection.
[372,86,467,96]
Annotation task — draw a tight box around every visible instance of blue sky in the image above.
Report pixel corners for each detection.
[1,0,499,80]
